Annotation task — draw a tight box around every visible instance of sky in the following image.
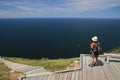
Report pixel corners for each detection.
[0,0,120,18]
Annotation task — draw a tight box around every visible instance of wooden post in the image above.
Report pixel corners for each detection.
[80,54,83,69]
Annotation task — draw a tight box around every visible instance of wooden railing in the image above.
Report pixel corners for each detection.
[104,53,120,63]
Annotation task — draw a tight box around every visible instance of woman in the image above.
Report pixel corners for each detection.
[89,36,102,67]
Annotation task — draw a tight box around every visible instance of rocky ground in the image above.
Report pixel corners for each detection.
[66,60,80,70]
[4,70,24,80]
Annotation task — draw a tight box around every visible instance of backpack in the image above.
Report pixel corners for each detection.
[93,42,102,54]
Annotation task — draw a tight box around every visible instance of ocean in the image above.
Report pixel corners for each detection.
[0,18,120,59]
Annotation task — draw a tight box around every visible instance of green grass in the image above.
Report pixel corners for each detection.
[0,46,120,79]
[0,57,79,79]
[106,47,120,54]
[0,63,11,80]
[4,57,79,72]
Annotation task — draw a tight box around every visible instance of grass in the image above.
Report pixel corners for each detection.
[106,47,120,54]
[0,62,11,80]
[0,46,120,79]
[0,57,79,80]
[4,57,79,72]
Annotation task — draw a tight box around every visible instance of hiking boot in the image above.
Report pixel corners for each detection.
[94,62,98,66]
[88,63,94,67]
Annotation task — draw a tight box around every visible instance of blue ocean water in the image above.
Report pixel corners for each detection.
[0,18,120,59]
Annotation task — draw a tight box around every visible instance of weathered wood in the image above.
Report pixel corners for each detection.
[98,57,107,80]
[109,61,118,80]
[55,68,80,73]
[103,63,115,80]
[46,75,52,80]
[66,72,72,80]
[49,74,55,80]
[71,72,76,80]
[86,56,92,80]
[74,71,78,80]
[62,72,68,80]
[80,54,83,69]
[54,74,60,80]
[57,73,64,80]
[83,55,87,80]
[78,70,83,80]
[104,53,120,63]
[111,60,120,79]
[4,54,120,80]
[104,53,120,57]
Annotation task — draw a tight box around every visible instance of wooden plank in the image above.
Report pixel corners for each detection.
[80,54,83,69]
[100,57,111,80]
[91,57,106,80]
[78,70,83,80]
[104,53,120,63]
[88,67,93,80]
[54,73,61,80]
[107,58,120,80]
[66,72,72,80]
[118,77,120,80]
[115,60,120,80]
[46,75,52,80]
[110,59,120,80]
[95,57,106,80]
[75,71,79,80]
[102,62,115,80]
[88,56,96,80]
[29,76,42,80]
[38,76,44,80]
[71,71,76,80]
[82,55,87,80]
[49,74,56,80]
[108,61,118,80]
[98,57,108,80]
[86,56,91,80]
[62,72,68,80]
[92,65,100,80]
[42,75,49,80]
[58,73,64,80]
[104,53,120,57]
[54,68,80,73]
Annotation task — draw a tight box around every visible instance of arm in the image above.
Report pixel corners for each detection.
[90,42,95,49]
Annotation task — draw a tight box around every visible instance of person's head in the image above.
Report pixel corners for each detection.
[92,36,98,42]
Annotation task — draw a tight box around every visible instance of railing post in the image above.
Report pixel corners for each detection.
[106,56,110,63]
[80,54,83,69]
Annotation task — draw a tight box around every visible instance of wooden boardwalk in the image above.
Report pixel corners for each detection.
[0,57,52,77]
[25,54,120,80]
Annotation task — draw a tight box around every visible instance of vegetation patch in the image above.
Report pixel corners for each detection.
[0,62,21,80]
[106,47,120,53]
[4,57,79,72]
[1,46,120,79]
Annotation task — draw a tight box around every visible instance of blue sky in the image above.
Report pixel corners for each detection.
[0,0,120,18]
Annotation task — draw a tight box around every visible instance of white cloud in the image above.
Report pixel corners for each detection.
[57,0,120,12]
[0,0,120,18]
[17,6,32,11]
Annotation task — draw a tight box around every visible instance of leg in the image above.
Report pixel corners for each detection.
[89,52,95,67]
[88,57,94,67]
[91,52,95,64]
[95,53,99,66]
[96,57,99,64]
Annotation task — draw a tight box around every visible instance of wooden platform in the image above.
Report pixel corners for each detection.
[25,54,120,80]
[0,57,52,78]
